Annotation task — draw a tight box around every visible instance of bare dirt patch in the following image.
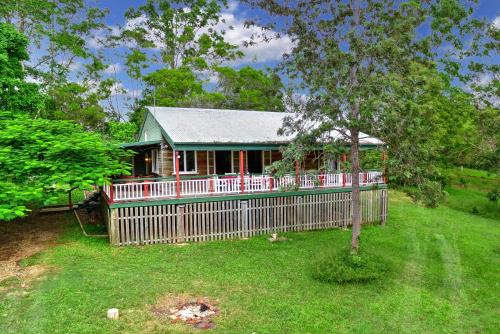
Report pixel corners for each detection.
[0,212,67,283]
[151,294,219,330]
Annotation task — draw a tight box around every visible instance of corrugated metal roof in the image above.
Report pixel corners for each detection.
[146,107,384,146]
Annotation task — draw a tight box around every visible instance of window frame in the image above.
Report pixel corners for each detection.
[173,150,198,175]
[151,149,159,174]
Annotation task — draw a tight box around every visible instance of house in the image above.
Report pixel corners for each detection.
[101,107,388,246]
[123,107,384,178]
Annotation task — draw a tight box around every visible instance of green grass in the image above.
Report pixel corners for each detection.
[445,167,500,221]
[1,176,499,333]
[49,189,86,206]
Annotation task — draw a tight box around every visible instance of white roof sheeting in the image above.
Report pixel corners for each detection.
[146,107,384,146]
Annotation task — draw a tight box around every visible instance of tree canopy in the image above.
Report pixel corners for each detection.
[0,23,131,221]
[0,111,131,220]
[247,0,493,251]
[130,65,285,126]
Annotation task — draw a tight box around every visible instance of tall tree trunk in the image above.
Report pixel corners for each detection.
[350,126,361,253]
[349,0,362,254]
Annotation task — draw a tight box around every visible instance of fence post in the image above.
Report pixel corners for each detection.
[296,196,303,231]
[380,189,387,226]
[269,176,274,192]
[241,200,249,238]
[68,190,73,209]
[110,208,119,245]
[176,205,185,243]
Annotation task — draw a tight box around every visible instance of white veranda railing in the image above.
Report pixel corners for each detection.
[103,171,385,202]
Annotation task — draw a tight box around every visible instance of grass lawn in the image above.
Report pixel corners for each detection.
[0,178,499,333]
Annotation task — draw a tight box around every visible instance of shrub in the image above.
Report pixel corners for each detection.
[488,188,500,203]
[420,180,447,208]
[311,250,389,284]
[407,180,447,208]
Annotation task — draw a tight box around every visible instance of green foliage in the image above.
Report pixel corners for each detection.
[1,0,109,84]
[215,66,285,111]
[487,188,500,204]
[311,250,388,284]
[407,180,447,209]
[119,0,242,73]
[105,121,138,143]
[0,112,131,220]
[45,82,108,130]
[130,66,285,127]
[0,23,46,116]
[0,22,28,79]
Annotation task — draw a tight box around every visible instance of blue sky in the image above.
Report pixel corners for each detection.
[84,0,499,117]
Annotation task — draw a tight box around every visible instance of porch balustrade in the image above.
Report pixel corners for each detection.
[102,171,385,203]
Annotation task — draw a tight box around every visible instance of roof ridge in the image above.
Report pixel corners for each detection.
[146,106,289,115]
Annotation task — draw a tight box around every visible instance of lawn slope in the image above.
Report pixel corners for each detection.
[0,189,499,333]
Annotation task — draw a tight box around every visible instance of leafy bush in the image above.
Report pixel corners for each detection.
[311,250,388,284]
[488,188,500,203]
[407,180,447,208]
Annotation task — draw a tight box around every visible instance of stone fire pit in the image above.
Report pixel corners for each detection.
[152,297,219,330]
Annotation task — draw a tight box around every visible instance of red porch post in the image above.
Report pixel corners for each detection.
[240,150,245,193]
[143,180,150,198]
[342,153,347,187]
[109,180,114,203]
[175,152,181,198]
[209,176,215,193]
[295,160,300,187]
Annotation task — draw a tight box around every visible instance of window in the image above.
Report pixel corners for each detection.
[175,150,197,173]
[151,149,159,174]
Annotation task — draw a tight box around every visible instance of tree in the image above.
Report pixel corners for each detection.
[376,63,476,186]
[129,66,226,126]
[105,121,138,144]
[130,66,285,127]
[215,66,284,111]
[45,82,108,131]
[0,111,131,221]
[0,0,108,85]
[248,0,483,252]
[0,22,45,116]
[0,1,126,127]
[119,0,243,75]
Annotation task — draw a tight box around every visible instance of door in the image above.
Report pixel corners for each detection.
[247,151,263,174]
[215,151,232,175]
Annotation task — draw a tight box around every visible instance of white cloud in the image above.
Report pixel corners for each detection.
[88,25,121,49]
[226,1,239,13]
[90,7,293,65]
[493,16,500,30]
[215,12,294,65]
[104,63,122,74]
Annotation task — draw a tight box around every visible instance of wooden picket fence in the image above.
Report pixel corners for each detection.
[105,188,388,246]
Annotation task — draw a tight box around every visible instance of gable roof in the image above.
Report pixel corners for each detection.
[142,106,384,150]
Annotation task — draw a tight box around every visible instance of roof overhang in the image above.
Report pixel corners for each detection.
[121,140,161,148]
